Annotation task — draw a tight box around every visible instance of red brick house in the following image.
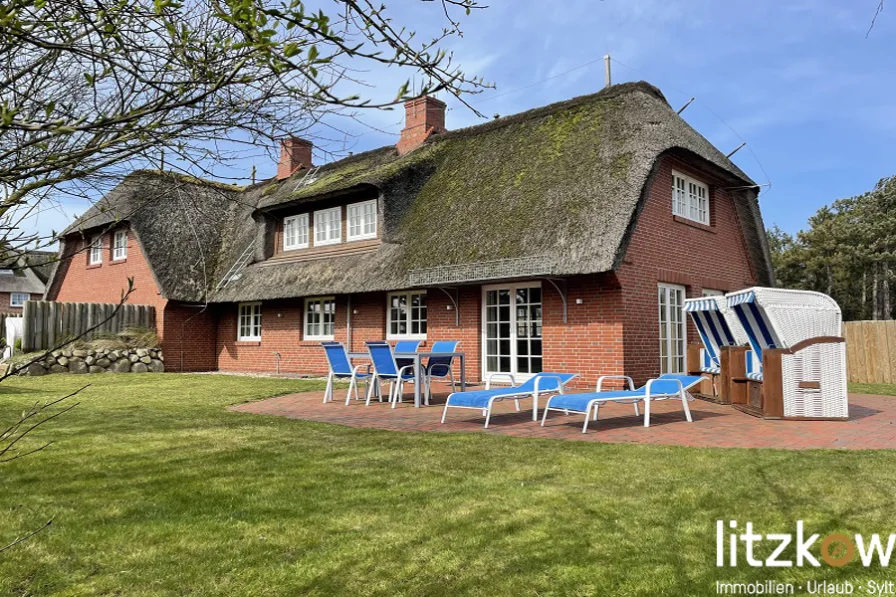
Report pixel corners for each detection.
[46,81,773,387]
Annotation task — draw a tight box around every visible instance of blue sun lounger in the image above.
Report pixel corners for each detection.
[440,372,578,428]
[541,374,703,433]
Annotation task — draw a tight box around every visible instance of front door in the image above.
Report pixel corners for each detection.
[482,283,543,380]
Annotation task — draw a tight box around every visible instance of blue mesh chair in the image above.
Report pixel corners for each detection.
[424,340,459,405]
[441,372,578,428]
[541,374,702,433]
[393,339,422,373]
[321,342,372,405]
[365,341,418,408]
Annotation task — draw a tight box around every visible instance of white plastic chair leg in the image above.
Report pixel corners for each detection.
[681,389,693,422]
[484,406,493,429]
[365,375,377,406]
[323,374,333,404]
[540,405,550,427]
[514,399,521,412]
[345,377,356,406]
[582,406,593,434]
[634,402,640,417]
[644,397,651,428]
[441,402,450,424]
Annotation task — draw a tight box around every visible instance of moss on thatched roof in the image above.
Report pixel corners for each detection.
[53,81,773,304]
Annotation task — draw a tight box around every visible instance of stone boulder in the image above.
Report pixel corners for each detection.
[130,362,148,373]
[69,360,88,374]
[111,359,131,373]
[148,359,165,373]
[26,362,47,376]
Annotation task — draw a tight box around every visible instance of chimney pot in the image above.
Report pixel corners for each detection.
[277,137,313,180]
[397,96,447,155]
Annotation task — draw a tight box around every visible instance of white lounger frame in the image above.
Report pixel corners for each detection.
[541,375,694,433]
[440,373,567,428]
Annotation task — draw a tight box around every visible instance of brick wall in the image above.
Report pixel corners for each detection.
[616,154,758,385]
[161,303,219,372]
[0,293,14,312]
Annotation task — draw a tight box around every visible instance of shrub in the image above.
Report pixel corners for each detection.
[90,326,160,350]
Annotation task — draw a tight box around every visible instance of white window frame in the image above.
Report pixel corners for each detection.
[386,291,427,340]
[658,283,686,375]
[9,292,30,308]
[113,230,128,260]
[237,302,262,341]
[313,207,342,246]
[481,282,543,381]
[672,170,710,226]
[89,235,103,265]
[304,297,335,340]
[283,214,309,251]
[347,199,378,241]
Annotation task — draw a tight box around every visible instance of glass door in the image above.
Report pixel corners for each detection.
[483,283,542,379]
[658,283,686,374]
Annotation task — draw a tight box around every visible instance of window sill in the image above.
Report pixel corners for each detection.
[387,336,428,342]
[673,216,714,233]
[110,258,128,265]
[87,263,102,269]
[8,306,22,309]
[235,340,261,346]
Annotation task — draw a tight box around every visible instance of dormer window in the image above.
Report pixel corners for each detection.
[314,207,341,246]
[283,214,309,250]
[347,200,377,241]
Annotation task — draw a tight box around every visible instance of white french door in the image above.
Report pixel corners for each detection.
[482,283,543,379]
[658,283,686,374]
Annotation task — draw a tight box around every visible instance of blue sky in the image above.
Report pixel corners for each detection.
[24,0,896,242]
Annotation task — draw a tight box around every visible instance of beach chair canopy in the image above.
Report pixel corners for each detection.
[726,287,841,363]
[684,295,748,371]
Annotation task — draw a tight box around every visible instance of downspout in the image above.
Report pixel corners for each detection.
[346,294,352,350]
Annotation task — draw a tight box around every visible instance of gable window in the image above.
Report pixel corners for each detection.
[347,200,377,241]
[89,235,103,265]
[283,214,309,250]
[237,302,262,341]
[672,171,710,225]
[0,269,12,275]
[702,288,724,297]
[113,230,128,260]
[10,293,29,308]
[387,291,427,339]
[305,297,335,339]
[314,208,341,246]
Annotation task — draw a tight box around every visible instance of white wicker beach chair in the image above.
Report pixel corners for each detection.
[724,287,848,420]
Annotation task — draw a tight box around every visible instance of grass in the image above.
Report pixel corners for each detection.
[0,374,895,596]
[849,382,896,396]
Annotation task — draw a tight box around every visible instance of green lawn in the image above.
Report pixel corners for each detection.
[849,381,896,396]
[0,374,895,596]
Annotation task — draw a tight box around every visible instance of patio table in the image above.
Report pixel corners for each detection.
[347,351,466,408]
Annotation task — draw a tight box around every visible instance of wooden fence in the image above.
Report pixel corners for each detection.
[843,320,896,384]
[21,301,156,352]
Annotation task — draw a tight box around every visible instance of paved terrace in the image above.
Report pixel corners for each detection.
[230,384,895,450]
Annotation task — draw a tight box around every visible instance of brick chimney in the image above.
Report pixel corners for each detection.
[277,137,313,180]
[397,96,447,155]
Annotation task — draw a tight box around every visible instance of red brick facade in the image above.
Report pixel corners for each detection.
[616,155,757,384]
[47,228,214,371]
[50,153,760,385]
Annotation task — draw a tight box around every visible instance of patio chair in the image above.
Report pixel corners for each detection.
[541,374,702,433]
[725,287,848,419]
[424,340,459,405]
[320,341,372,405]
[440,372,578,428]
[365,341,419,408]
[393,339,422,375]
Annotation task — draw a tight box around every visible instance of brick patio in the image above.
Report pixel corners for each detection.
[230,383,896,450]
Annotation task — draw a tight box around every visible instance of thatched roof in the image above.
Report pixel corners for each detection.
[0,250,55,294]
[51,81,774,304]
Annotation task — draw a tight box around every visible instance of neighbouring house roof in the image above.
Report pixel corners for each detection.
[0,250,56,296]
[49,81,774,304]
